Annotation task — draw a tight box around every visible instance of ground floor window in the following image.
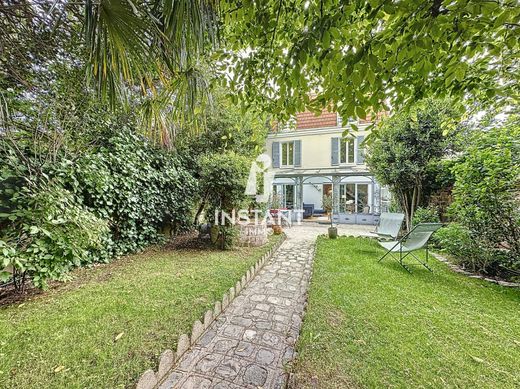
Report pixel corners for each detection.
[340,183,369,213]
[272,184,295,209]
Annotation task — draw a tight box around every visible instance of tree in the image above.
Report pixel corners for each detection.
[1,0,219,144]
[3,1,518,141]
[198,152,250,249]
[365,99,459,230]
[223,0,519,122]
[174,91,269,224]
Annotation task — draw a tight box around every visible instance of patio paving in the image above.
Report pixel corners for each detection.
[159,223,373,388]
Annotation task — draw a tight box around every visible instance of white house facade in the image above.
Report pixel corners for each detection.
[265,109,390,225]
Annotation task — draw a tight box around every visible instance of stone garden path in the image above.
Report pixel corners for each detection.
[159,223,373,389]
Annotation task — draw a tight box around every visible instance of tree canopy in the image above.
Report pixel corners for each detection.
[1,0,519,139]
[222,0,519,121]
[365,98,460,230]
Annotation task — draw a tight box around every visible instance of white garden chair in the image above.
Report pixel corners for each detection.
[373,212,405,240]
[377,223,443,273]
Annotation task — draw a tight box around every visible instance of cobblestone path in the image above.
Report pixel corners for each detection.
[160,234,316,388]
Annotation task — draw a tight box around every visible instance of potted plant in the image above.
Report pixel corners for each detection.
[328,222,338,239]
[323,192,337,238]
[270,194,284,234]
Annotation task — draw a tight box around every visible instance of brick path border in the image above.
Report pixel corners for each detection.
[136,234,287,389]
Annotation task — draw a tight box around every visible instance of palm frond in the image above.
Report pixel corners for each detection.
[138,64,213,148]
[84,0,219,142]
[85,0,156,105]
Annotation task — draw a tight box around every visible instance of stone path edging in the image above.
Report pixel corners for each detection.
[432,252,520,288]
[135,234,287,389]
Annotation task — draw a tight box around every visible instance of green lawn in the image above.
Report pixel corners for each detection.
[0,236,280,388]
[292,236,520,389]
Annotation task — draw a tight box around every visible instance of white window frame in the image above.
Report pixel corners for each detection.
[339,183,370,213]
[280,141,295,167]
[272,184,295,209]
[340,138,355,164]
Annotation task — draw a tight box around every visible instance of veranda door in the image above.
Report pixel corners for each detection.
[273,184,295,209]
[340,183,370,213]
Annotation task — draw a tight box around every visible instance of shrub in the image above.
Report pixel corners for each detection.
[199,152,250,216]
[412,206,440,225]
[60,128,197,257]
[449,118,520,273]
[0,182,108,290]
[198,152,250,249]
[0,127,197,289]
[434,223,509,275]
[218,225,239,250]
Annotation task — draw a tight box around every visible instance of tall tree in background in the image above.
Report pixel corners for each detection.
[366,99,460,231]
[1,0,220,146]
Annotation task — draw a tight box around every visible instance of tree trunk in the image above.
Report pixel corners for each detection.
[410,186,418,230]
[193,192,210,225]
[398,189,411,232]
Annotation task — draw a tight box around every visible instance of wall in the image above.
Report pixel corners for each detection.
[266,126,371,171]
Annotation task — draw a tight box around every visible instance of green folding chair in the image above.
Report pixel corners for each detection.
[373,212,405,240]
[377,223,443,273]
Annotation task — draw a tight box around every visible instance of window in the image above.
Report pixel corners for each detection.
[272,184,295,209]
[357,184,369,213]
[340,183,370,213]
[281,141,294,166]
[340,138,355,164]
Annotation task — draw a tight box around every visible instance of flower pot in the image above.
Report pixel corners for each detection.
[328,226,338,239]
[272,225,283,235]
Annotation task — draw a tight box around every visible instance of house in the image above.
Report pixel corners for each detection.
[265,108,390,225]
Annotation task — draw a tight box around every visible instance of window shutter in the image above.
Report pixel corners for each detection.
[331,137,339,166]
[356,135,365,164]
[272,142,280,168]
[294,140,302,167]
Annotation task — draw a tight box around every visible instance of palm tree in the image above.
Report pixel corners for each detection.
[1,0,220,146]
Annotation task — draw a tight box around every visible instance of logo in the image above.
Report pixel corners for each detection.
[215,153,304,226]
[244,153,275,203]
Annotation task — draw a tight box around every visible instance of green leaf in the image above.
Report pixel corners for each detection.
[355,106,366,119]
[322,30,331,49]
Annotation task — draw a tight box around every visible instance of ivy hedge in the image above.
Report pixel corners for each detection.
[0,127,196,290]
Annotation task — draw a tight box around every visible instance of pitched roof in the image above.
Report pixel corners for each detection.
[295,108,337,129]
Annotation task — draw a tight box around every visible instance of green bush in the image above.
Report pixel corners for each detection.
[60,128,197,257]
[449,118,520,273]
[434,223,506,274]
[199,152,250,216]
[218,225,239,250]
[198,152,250,249]
[0,183,108,289]
[412,206,440,225]
[0,127,197,289]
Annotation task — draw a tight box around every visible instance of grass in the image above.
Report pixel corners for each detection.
[0,235,281,388]
[292,236,520,389]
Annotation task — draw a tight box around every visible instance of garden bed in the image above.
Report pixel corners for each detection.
[290,236,520,388]
[0,234,282,388]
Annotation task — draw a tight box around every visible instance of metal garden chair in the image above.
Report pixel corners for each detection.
[373,212,405,240]
[377,223,443,273]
